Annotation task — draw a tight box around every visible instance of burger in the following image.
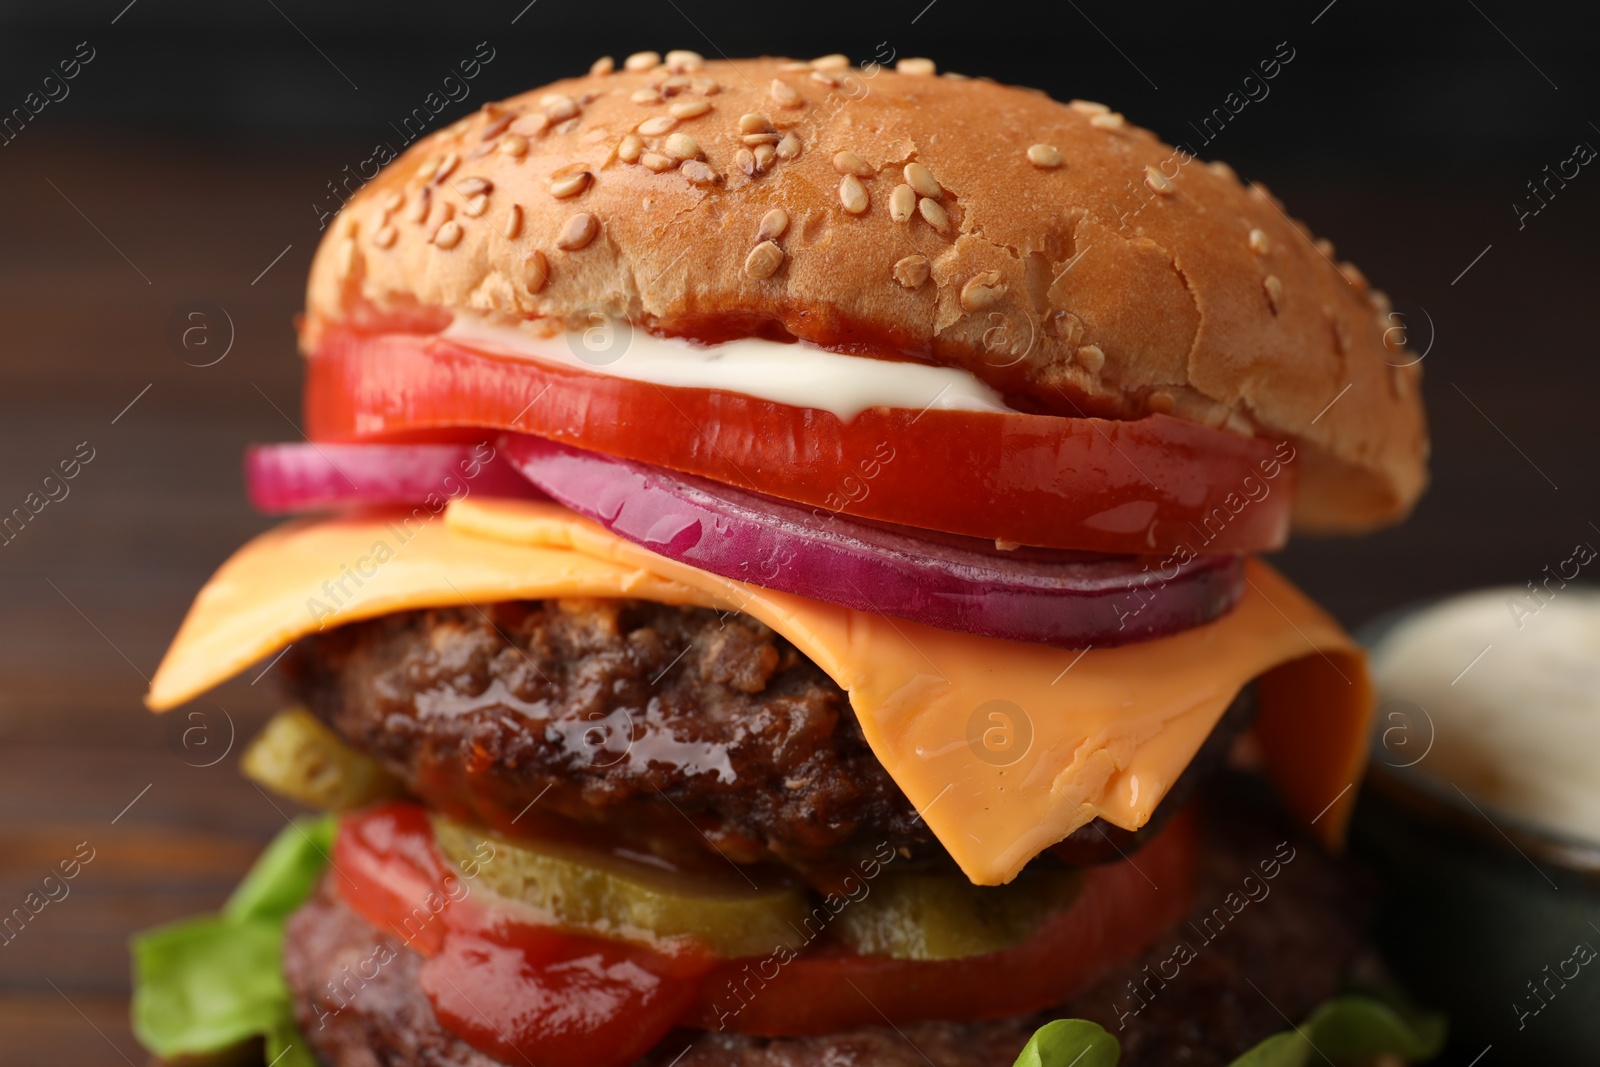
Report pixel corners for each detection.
[130,51,1441,1067]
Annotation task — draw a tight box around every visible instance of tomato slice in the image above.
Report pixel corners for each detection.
[304,327,1295,555]
[683,807,1197,1035]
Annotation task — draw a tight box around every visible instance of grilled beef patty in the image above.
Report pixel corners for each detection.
[282,599,1251,879]
[282,775,1371,1067]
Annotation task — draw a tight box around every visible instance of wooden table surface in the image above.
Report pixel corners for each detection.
[1,122,1595,1065]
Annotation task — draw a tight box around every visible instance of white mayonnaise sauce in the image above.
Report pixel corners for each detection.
[1371,586,1600,845]
[442,312,1012,421]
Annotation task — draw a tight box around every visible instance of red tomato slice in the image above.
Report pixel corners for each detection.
[684,807,1197,1035]
[304,327,1295,555]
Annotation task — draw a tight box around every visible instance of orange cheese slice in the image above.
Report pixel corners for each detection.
[147,498,1372,885]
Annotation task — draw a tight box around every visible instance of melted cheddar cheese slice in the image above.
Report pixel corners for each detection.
[147,498,1372,885]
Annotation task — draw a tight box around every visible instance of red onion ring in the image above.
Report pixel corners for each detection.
[498,434,1245,648]
[245,442,541,514]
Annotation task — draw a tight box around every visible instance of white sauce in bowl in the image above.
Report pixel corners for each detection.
[442,312,1013,422]
[1371,585,1600,845]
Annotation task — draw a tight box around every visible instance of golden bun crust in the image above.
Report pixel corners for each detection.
[304,54,1427,532]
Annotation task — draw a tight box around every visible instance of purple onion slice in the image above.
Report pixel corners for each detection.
[499,434,1244,648]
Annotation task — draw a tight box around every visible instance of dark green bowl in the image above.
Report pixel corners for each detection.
[1353,604,1600,1064]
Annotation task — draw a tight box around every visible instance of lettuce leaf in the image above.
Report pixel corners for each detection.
[1012,995,1445,1067]
[1013,1019,1120,1067]
[131,815,333,1065]
[1228,996,1446,1067]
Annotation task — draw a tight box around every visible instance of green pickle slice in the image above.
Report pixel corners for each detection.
[834,868,1084,960]
[431,818,812,958]
[240,707,404,811]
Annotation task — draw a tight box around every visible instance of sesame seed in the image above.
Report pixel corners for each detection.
[904,162,940,199]
[632,88,663,105]
[753,144,777,172]
[680,159,719,185]
[463,193,490,217]
[335,237,356,278]
[544,96,579,122]
[1074,344,1105,373]
[775,132,802,161]
[1147,390,1176,414]
[832,150,871,177]
[504,204,523,239]
[499,134,529,158]
[664,49,704,73]
[810,71,839,88]
[1370,289,1392,316]
[770,80,802,109]
[417,156,443,182]
[373,225,397,249]
[405,187,431,223]
[591,55,615,76]
[524,249,550,293]
[889,184,915,223]
[1332,317,1352,354]
[624,51,660,72]
[744,240,784,279]
[1316,237,1336,258]
[1248,228,1270,254]
[1069,100,1110,115]
[1027,143,1064,168]
[897,57,936,75]
[433,153,460,182]
[778,61,810,72]
[480,111,516,141]
[557,212,599,251]
[513,113,551,136]
[669,98,712,120]
[693,77,722,95]
[1144,165,1174,195]
[457,177,494,196]
[739,112,773,134]
[1209,160,1237,181]
[812,53,850,71]
[960,270,1006,312]
[659,76,690,95]
[379,190,405,215]
[838,175,869,214]
[742,132,781,145]
[1263,275,1283,314]
[734,148,757,177]
[1089,113,1125,130]
[917,196,951,234]
[893,254,930,289]
[664,133,701,160]
[758,207,789,241]
[433,220,463,249]
[1053,311,1085,345]
[637,116,678,136]
[550,171,592,198]
[1338,261,1369,293]
[618,134,644,163]
[641,153,675,173]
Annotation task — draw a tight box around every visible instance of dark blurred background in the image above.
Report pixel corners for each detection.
[1,0,1596,1062]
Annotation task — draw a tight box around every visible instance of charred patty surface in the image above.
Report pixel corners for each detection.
[284,599,931,874]
[282,776,1370,1067]
[283,599,1249,878]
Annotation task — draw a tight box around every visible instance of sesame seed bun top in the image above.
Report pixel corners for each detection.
[304,52,1428,534]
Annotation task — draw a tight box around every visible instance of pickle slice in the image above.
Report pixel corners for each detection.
[431,818,811,958]
[834,868,1084,960]
[240,706,403,811]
